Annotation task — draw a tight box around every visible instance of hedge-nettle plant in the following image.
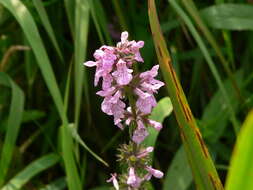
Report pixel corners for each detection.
[84,32,164,190]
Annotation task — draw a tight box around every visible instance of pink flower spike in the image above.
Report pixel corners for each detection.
[148,119,163,131]
[145,166,164,179]
[83,61,97,67]
[107,173,119,190]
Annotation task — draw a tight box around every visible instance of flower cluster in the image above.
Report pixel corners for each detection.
[84,32,164,189]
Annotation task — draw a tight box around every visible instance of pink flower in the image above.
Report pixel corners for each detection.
[107,173,119,190]
[127,167,142,188]
[136,94,157,114]
[145,166,164,179]
[136,146,154,158]
[132,120,149,144]
[101,96,126,128]
[148,119,163,131]
[112,59,133,85]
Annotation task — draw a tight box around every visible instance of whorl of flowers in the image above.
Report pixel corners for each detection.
[84,31,164,189]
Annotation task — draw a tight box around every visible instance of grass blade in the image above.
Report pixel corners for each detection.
[32,0,63,61]
[74,0,90,127]
[0,1,82,189]
[148,0,224,189]
[1,153,59,190]
[180,0,243,103]
[169,0,240,134]
[0,72,24,185]
[225,110,253,190]
[67,124,109,167]
[64,0,75,36]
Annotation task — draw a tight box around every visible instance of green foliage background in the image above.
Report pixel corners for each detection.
[0,0,252,190]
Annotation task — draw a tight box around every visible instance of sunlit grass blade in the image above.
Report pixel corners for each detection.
[225,110,253,190]
[74,0,90,128]
[148,0,224,189]
[180,0,242,102]
[0,72,24,186]
[169,0,240,134]
[0,1,82,189]
[32,0,63,61]
[39,177,66,190]
[1,153,59,190]
[67,124,109,167]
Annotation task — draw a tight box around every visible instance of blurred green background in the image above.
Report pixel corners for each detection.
[0,0,253,190]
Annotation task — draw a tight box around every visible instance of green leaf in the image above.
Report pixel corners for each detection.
[0,72,24,185]
[148,0,224,189]
[1,153,59,190]
[39,177,67,190]
[225,110,253,190]
[200,4,253,30]
[32,0,63,61]
[144,97,173,155]
[163,147,192,190]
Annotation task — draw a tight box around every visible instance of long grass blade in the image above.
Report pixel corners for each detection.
[74,0,90,128]
[0,72,24,186]
[169,0,240,134]
[1,153,59,190]
[64,0,75,36]
[67,124,109,167]
[0,1,82,189]
[148,0,224,189]
[180,0,243,102]
[32,0,63,61]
